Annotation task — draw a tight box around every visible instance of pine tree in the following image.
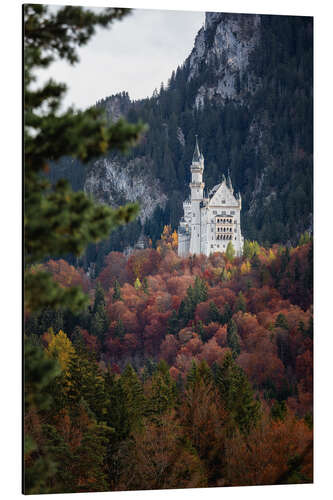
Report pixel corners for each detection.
[24,4,144,313]
[270,400,287,421]
[275,313,289,330]
[114,319,125,339]
[112,280,122,301]
[90,283,108,343]
[167,310,179,335]
[193,276,208,303]
[234,291,246,313]
[186,360,213,390]
[221,303,233,325]
[93,282,106,314]
[120,364,145,431]
[146,361,177,419]
[207,302,221,324]
[24,339,62,494]
[215,352,261,434]
[227,319,241,358]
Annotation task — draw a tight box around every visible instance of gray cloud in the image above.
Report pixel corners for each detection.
[36,8,204,110]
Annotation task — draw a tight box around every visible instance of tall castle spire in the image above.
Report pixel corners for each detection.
[189,135,205,255]
[192,135,201,162]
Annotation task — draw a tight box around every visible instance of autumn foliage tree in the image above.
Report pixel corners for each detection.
[25,205,313,492]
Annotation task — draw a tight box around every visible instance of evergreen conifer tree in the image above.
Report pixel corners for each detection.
[227,319,241,358]
[112,280,122,301]
[215,352,260,434]
[24,4,144,313]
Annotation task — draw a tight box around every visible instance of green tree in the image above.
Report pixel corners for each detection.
[193,276,208,303]
[120,364,145,431]
[243,240,260,260]
[225,241,236,262]
[227,319,241,358]
[146,361,177,419]
[24,4,144,313]
[112,279,122,301]
[186,360,213,390]
[24,339,62,494]
[270,400,287,421]
[90,283,108,343]
[234,291,246,313]
[24,7,144,492]
[167,310,179,335]
[275,313,289,330]
[207,302,221,324]
[215,352,261,434]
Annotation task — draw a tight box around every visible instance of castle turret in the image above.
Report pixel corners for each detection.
[190,136,205,200]
[189,136,205,254]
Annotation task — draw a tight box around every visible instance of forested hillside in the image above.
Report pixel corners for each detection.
[50,13,313,271]
[25,235,313,492]
[24,6,313,495]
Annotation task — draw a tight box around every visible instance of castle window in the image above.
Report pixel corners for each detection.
[213,210,217,214]
[231,211,235,215]
[222,200,226,204]
[211,245,213,248]
[222,211,226,215]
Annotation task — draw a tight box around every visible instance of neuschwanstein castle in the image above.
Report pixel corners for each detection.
[178,137,244,257]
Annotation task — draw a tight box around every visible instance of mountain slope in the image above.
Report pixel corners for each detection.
[51,12,313,267]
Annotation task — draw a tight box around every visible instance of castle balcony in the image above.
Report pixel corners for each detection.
[191,164,204,173]
[190,182,205,189]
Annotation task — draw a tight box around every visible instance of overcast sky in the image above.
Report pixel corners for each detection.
[36,8,205,110]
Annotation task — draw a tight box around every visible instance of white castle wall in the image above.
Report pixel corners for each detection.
[178,142,244,258]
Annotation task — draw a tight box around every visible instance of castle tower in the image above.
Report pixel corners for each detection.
[189,136,205,254]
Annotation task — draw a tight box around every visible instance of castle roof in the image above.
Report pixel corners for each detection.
[192,135,201,162]
[208,183,221,198]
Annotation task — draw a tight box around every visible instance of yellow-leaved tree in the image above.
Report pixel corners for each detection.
[45,329,75,372]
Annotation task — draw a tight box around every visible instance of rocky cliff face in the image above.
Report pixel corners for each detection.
[84,156,167,223]
[82,11,312,251]
[188,12,261,107]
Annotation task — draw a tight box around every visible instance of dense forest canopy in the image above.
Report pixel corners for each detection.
[25,233,313,492]
[24,7,313,494]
